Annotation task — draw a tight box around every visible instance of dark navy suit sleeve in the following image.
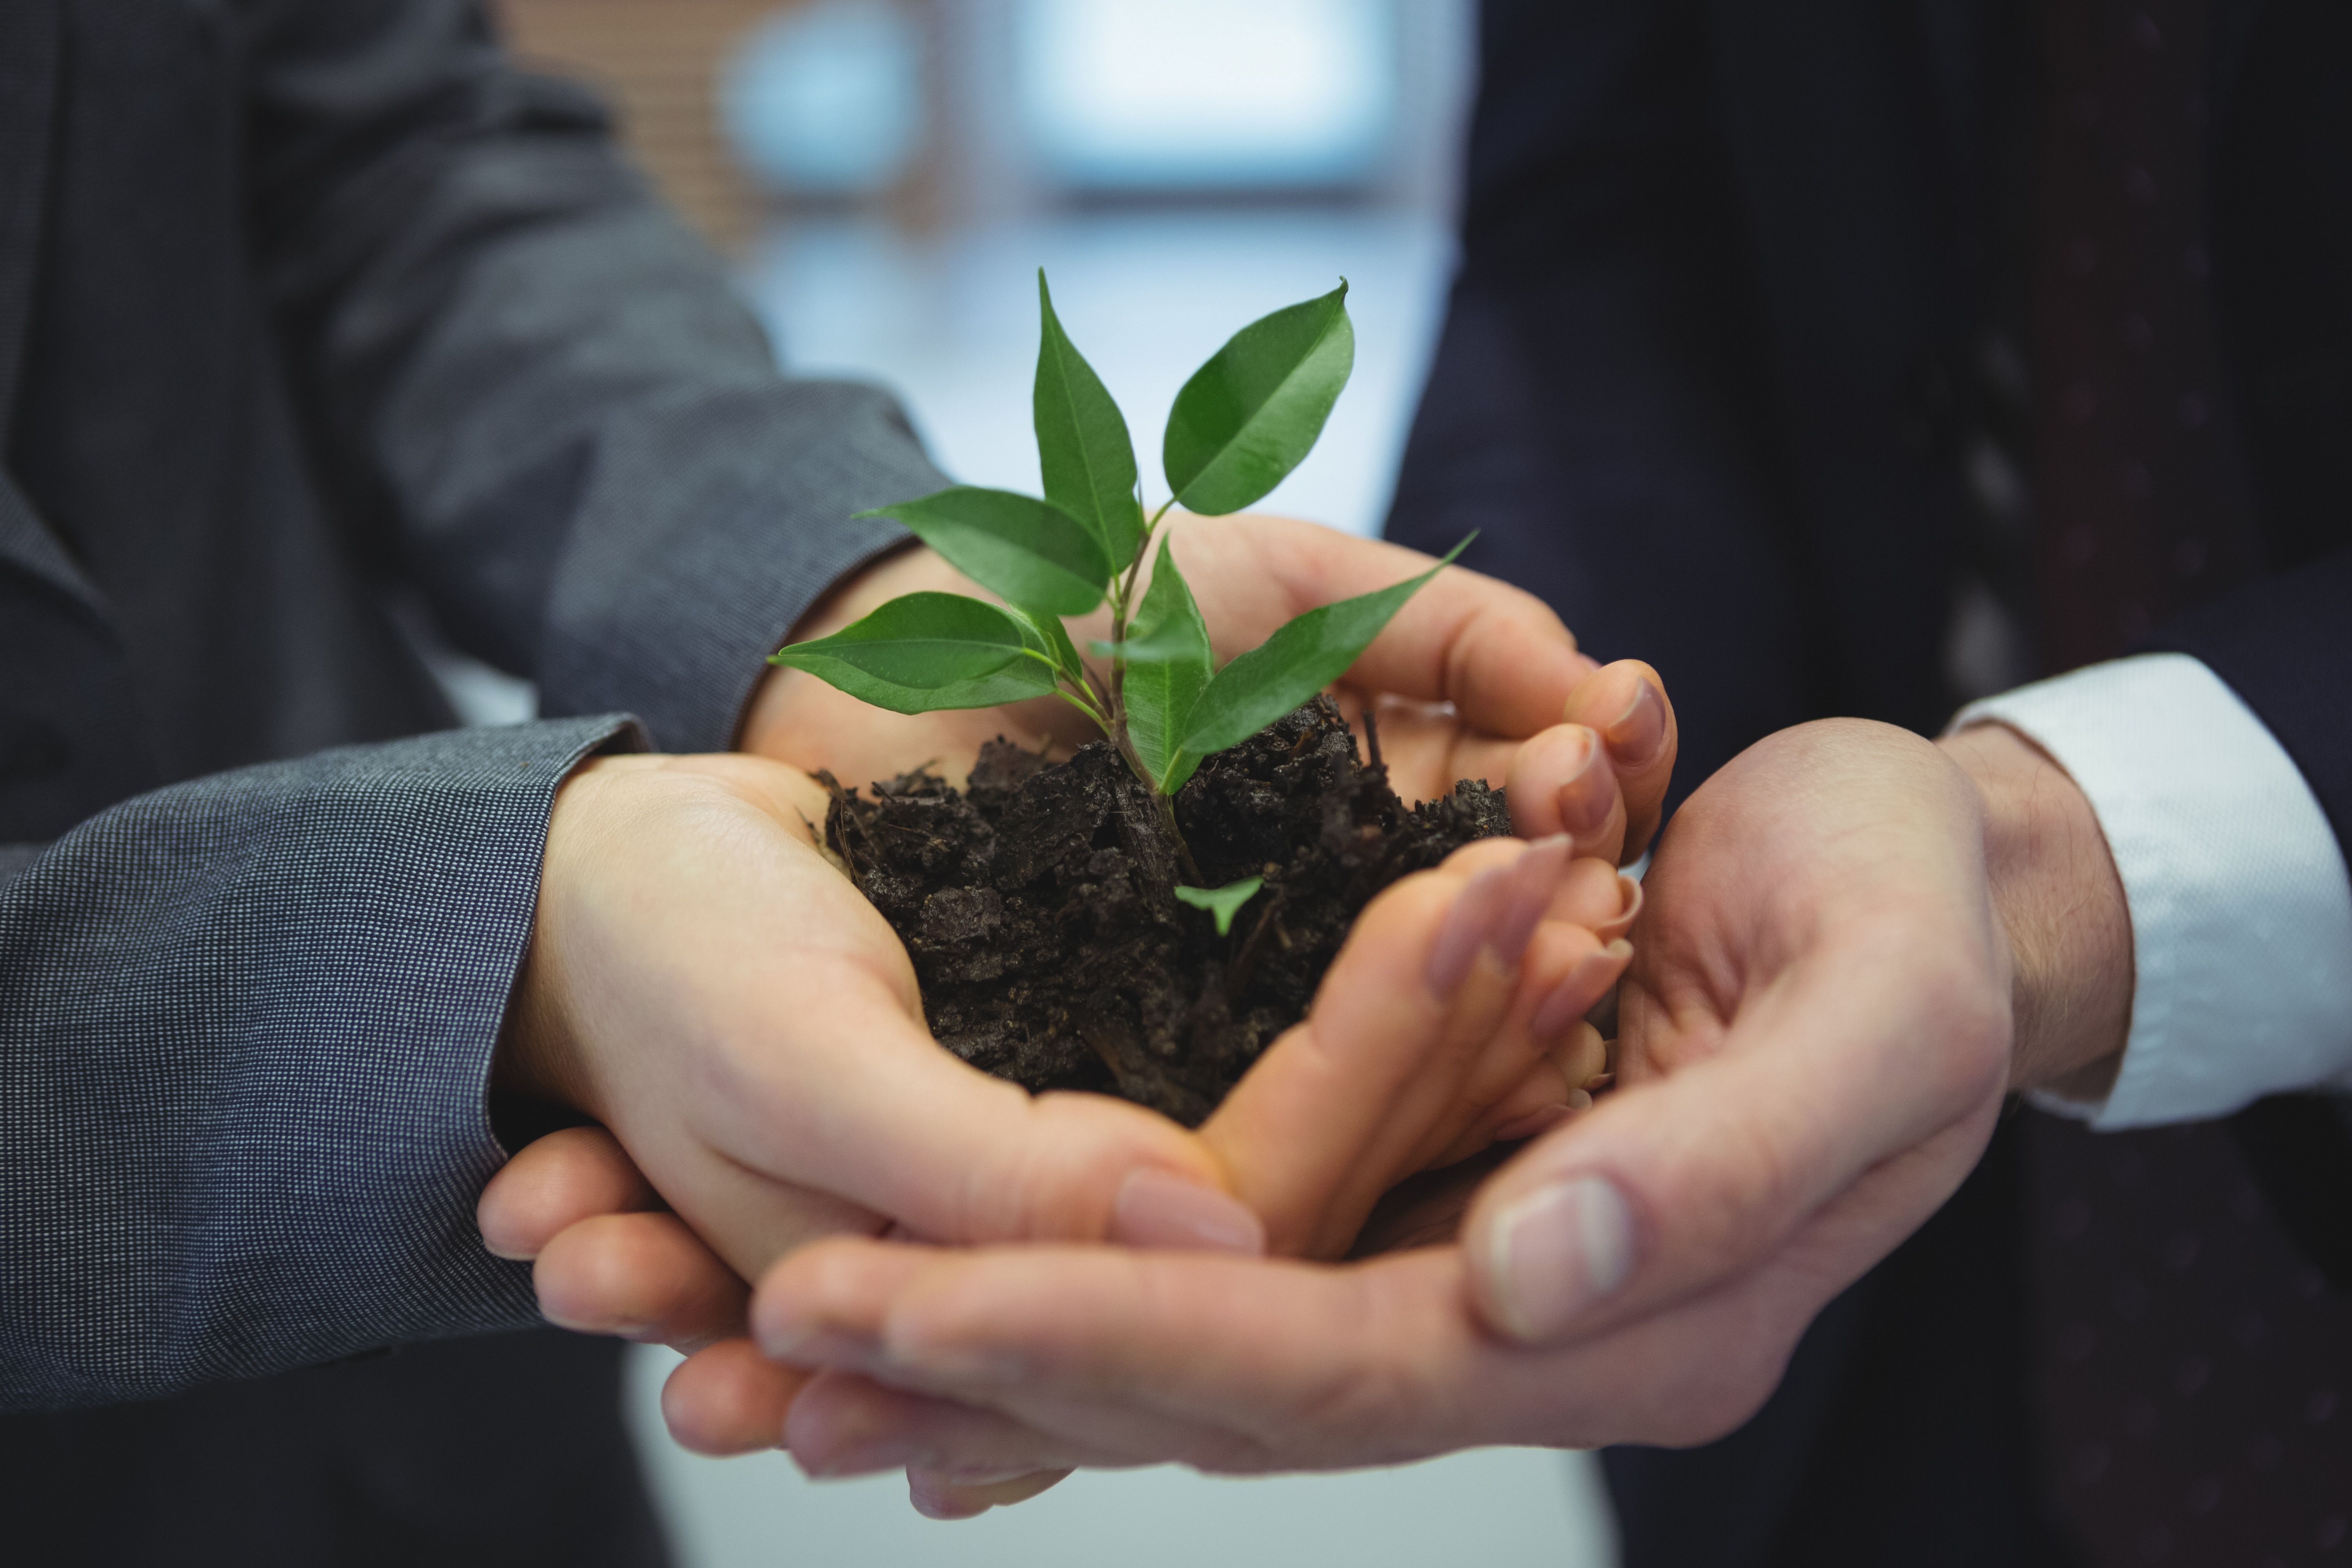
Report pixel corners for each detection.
[245,0,946,753]
[2149,547,2352,861]
[1383,0,1817,796]
[0,716,639,1411]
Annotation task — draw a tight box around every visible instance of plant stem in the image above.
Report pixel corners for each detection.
[1053,681,1111,733]
[1094,502,1200,882]
[1138,747,1204,889]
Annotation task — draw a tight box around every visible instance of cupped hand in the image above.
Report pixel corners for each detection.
[480,757,1646,1448]
[741,517,1677,867]
[481,516,1685,1472]
[477,751,1260,1450]
[483,807,1641,1460]
[744,720,2082,1504]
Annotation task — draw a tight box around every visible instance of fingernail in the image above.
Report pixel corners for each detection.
[1603,682,1666,770]
[1426,862,1510,997]
[1552,726,1612,838]
[1595,878,1644,942]
[1485,1174,1637,1340]
[1492,836,1572,963]
[1111,1169,1266,1255]
[1530,941,1632,1042]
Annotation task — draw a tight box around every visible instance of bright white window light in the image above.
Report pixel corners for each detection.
[1017,0,1394,190]
[720,0,924,195]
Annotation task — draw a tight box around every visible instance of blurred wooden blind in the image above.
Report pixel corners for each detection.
[494,0,797,254]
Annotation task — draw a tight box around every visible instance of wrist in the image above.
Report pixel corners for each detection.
[739,541,940,757]
[1938,722,2134,1099]
[492,760,628,1121]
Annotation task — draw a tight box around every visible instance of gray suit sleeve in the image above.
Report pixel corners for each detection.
[247,0,945,752]
[0,846,41,888]
[0,716,639,1410]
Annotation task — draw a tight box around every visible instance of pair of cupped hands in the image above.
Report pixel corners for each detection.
[476,516,2065,1519]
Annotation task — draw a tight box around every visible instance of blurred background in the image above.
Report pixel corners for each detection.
[483,3,1619,1562]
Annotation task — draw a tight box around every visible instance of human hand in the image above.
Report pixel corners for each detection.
[480,756,1643,1454]
[741,517,1677,866]
[476,750,1259,1446]
[739,719,2130,1507]
[483,516,1685,1469]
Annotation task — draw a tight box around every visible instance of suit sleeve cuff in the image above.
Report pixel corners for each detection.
[1951,653,2352,1128]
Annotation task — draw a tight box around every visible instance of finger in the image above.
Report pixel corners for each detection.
[1560,662,1677,863]
[1204,840,1566,1257]
[1433,1018,1615,1168]
[1426,937,1623,1169]
[758,1238,1493,1469]
[908,1467,1072,1521]
[757,1153,1952,1468]
[1176,519,1592,741]
[662,1337,811,1456]
[534,1212,751,1350]
[1459,931,2008,1350]
[786,1368,1126,1479]
[1506,725,1628,863]
[478,1125,659,1261]
[687,973,1252,1255]
[1213,834,1637,1258]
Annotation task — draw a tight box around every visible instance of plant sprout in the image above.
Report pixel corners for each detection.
[771,272,1467,902]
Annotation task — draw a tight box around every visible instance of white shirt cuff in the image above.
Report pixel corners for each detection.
[1951,653,2352,1129]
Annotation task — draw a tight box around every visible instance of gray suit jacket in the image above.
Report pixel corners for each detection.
[0,0,941,1410]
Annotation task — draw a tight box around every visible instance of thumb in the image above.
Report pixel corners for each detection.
[686,952,1265,1258]
[1458,927,2009,1346]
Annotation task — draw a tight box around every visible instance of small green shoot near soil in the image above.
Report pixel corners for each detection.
[1172,875,1265,935]
[771,271,1468,877]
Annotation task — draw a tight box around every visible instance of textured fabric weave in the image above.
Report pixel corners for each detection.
[0,717,637,1410]
[0,0,949,1423]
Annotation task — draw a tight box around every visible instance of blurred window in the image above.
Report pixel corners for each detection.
[720,0,925,197]
[1015,0,1395,192]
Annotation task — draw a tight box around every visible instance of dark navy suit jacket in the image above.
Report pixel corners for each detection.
[0,1,937,1558]
[1386,2,2349,1564]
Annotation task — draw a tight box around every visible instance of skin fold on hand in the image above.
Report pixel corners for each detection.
[476,519,1682,1488]
[718,717,2134,1512]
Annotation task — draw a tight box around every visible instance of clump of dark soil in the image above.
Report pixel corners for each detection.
[820,697,1509,1125]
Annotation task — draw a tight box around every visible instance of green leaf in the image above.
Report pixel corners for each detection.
[766,591,1058,714]
[1006,602,1088,687]
[856,487,1108,618]
[1034,271,1145,569]
[1173,875,1265,936]
[1163,281,1354,516]
[1164,535,1473,791]
[1111,536,1213,789]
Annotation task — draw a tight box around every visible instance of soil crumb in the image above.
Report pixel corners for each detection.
[821,697,1509,1125]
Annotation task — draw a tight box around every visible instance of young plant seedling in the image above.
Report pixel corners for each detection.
[770,272,1468,918]
[1172,875,1264,936]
